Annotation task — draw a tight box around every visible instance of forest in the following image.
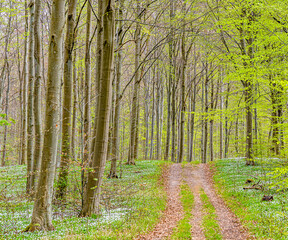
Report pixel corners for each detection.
[0,0,288,239]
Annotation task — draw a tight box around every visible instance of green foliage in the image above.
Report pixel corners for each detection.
[213,159,288,239]
[1,161,166,239]
[0,114,14,126]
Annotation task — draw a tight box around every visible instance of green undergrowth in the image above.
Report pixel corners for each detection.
[171,182,194,240]
[213,159,288,239]
[200,189,222,240]
[0,160,166,239]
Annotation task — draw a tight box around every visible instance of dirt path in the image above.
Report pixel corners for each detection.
[137,164,183,240]
[192,164,249,240]
[183,165,206,240]
[136,163,249,240]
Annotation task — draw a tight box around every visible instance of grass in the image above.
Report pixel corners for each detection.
[0,160,166,239]
[213,158,288,240]
[200,189,222,240]
[171,182,194,240]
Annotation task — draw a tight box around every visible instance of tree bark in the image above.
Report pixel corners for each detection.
[128,0,141,165]
[26,2,35,194]
[31,0,42,193]
[83,0,92,177]
[20,0,29,166]
[81,0,115,217]
[24,0,65,231]
[56,0,77,200]
[109,0,124,178]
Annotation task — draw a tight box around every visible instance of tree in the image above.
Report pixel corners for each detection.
[56,0,77,200]
[31,0,42,192]
[81,0,115,217]
[128,0,141,165]
[26,1,35,194]
[24,0,65,231]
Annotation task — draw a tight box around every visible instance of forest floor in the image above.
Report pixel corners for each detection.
[137,163,250,240]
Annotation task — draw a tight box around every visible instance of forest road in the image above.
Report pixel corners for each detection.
[136,163,250,240]
[186,164,250,240]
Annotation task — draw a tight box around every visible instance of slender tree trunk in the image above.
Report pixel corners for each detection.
[24,0,65,231]
[209,80,214,162]
[165,0,175,161]
[109,0,123,177]
[128,0,141,165]
[2,67,11,166]
[21,0,29,166]
[178,23,188,163]
[81,0,115,217]
[144,76,150,160]
[156,67,162,160]
[150,80,155,160]
[83,0,92,179]
[224,82,230,158]
[219,68,224,159]
[189,56,197,162]
[31,0,42,192]
[202,63,209,164]
[56,0,77,200]
[71,49,78,162]
[26,2,35,194]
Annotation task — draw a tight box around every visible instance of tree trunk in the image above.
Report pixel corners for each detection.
[202,63,209,164]
[20,0,29,166]
[31,0,42,193]
[109,0,123,177]
[82,0,92,180]
[128,0,141,165]
[150,80,155,160]
[56,0,77,200]
[24,0,65,231]
[81,0,115,217]
[219,68,224,159]
[26,2,35,194]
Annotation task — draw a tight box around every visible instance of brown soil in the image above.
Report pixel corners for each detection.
[195,164,249,240]
[183,165,206,240]
[136,163,250,240]
[136,164,183,240]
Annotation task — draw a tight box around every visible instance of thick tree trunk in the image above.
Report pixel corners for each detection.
[81,0,115,217]
[56,0,77,200]
[24,0,65,232]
